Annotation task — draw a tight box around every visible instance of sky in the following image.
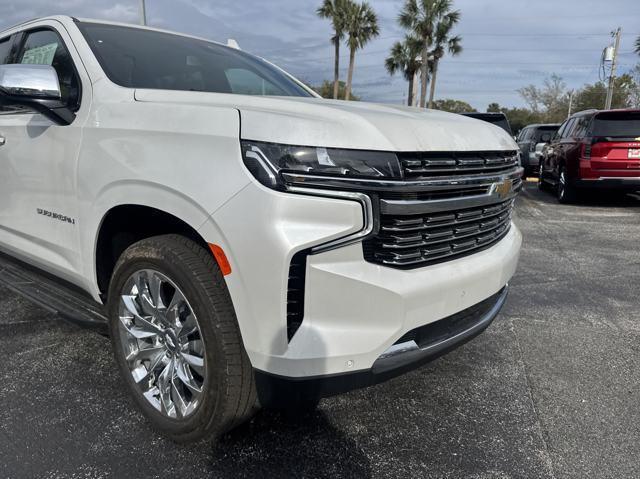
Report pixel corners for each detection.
[1,0,639,110]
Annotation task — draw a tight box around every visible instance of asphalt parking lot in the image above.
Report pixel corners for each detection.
[1,181,639,479]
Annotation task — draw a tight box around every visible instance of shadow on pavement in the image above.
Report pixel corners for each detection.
[211,408,372,478]
[523,179,640,208]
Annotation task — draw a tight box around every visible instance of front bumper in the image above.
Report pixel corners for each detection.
[525,152,540,168]
[202,171,521,382]
[255,286,509,405]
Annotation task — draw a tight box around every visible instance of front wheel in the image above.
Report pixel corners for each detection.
[107,234,257,443]
[557,167,577,203]
[538,164,548,191]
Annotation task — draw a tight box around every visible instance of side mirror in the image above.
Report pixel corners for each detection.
[534,142,546,158]
[0,64,74,125]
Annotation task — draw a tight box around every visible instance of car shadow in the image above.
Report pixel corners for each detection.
[522,179,640,208]
[210,407,372,478]
[208,328,371,478]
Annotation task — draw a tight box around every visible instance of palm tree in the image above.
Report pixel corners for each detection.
[399,0,458,108]
[385,35,423,106]
[317,0,350,99]
[427,11,462,109]
[343,1,380,101]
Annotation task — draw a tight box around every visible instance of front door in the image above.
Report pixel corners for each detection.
[0,23,89,284]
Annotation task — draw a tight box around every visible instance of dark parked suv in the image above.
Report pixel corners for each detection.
[462,112,513,136]
[517,123,560,176]
[539,109,640,202]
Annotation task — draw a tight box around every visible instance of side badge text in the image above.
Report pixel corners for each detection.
[37,208,76,225]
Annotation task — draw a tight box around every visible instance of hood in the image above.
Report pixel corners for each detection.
[134,90,517,152]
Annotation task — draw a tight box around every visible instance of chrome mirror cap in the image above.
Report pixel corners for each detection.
[0,64,61,100]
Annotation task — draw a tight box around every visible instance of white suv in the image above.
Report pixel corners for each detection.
[0,16,522,442]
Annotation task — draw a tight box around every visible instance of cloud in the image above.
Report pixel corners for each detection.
[1,0,638,109]
[98,3,139,22]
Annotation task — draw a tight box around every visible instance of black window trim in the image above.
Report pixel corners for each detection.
[562,119,575,139]
[0,32,20,63]
[554,121,568,141]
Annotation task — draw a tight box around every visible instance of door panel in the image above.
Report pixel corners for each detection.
[0,112,82,274]
[0,23,88,284]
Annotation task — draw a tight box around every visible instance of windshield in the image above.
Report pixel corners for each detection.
[592,111,640,138]
[534,126,558,142]
[77,22,313,97]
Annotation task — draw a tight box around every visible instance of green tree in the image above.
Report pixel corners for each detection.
[427,7,462,109]
[385,35,422,106]
[574,74,634,111]
[343,1,380,100]
[317,0,350,99]
[314,80,360,100]
[484,103,545,134]
[399,0,458,108]
[518,75,569,122]
[432,98,474,113]
[629,64,640,108]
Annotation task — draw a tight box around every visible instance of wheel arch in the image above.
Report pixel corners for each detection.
[94,204,211,300]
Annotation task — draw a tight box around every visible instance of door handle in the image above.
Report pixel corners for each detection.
[0,136,5,146]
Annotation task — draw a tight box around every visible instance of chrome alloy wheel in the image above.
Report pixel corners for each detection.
[118,269,206,419]
[558,170,567,200]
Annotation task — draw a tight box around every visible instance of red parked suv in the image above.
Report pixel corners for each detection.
[539,109,640,202]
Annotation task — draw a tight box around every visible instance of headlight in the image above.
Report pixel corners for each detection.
[241,140,401,189]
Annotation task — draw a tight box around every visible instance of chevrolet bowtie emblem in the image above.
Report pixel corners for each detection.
[494,179,513,199]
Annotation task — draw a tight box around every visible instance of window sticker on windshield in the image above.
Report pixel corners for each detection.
[21,42,58,65]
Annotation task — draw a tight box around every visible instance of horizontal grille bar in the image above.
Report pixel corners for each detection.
[363,198,515,269]
[399,151,519,179]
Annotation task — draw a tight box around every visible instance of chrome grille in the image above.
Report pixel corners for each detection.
[399,151,519,178]
[363,199,514,268]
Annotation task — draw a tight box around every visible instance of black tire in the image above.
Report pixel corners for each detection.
[107,234,257,443]
[537,164,549,191]
[557,166,577,203]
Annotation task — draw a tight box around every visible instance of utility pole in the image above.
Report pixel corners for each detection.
[567,90,574,118]
[139,0,147,26]
[605,27,621,110]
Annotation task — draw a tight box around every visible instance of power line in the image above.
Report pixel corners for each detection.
[253,32,640,56]
[266,47,636,63]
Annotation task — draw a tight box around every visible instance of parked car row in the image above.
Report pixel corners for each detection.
[538,109,640,202]
[516,123,560,177]
[507,110,640,203]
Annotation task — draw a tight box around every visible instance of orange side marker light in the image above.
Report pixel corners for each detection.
[208,243,232,276]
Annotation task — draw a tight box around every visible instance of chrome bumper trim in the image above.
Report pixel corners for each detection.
[282,167,524,193]
[380,186,520,216]
[374,286,509,372]
[286,186,374,254]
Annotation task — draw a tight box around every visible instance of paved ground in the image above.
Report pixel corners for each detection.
[1,182,639,479]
